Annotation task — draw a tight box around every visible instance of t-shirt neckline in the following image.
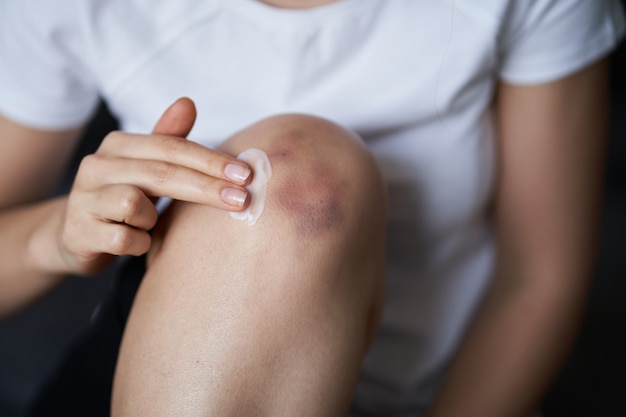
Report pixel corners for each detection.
[224,0,371,29]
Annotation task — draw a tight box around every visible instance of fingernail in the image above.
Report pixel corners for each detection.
[221,188,248,207]
[224,163,251,184]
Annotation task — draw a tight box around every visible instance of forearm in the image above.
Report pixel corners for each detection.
[428,60,610,417]
[426,258,593,417]
[0,197,71,317]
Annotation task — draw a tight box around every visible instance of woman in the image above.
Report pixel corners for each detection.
[0,0,624,415]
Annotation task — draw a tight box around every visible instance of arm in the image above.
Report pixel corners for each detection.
[0,98,253,318]
[0,115,83,316]
[426,59,609,417]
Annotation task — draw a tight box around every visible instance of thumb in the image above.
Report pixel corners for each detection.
[153,97,197,137]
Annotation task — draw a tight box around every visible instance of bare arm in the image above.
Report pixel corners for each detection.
[0,115,83,316]
[0,98,253,318]
[426,59,608,416]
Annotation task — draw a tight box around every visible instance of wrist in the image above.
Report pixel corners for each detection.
[26,197,74,277]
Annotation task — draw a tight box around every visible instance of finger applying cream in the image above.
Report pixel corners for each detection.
[229,149,272,225]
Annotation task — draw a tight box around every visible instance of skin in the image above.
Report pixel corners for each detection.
[0,0,610,415]
[426,60,609,416]
[62,99,252,274]
[112,112,387,417]
[0,98,252,316]
[0,121,83,316]
[258,0,339,8]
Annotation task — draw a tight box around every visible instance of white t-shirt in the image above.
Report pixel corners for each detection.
[0,0,624,415]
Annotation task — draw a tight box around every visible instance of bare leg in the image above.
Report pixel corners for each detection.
[111,115,387,417]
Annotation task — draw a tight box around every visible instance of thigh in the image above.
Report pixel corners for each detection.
[112,114,387,417]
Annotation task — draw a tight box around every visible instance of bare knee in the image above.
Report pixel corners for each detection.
[218,114,388,345]
[149,113,387,337]
[149,113,387,322]
[114,115,388,417]
[220,114,387,243]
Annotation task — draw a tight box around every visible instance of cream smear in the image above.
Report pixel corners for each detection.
[229,148,273,225]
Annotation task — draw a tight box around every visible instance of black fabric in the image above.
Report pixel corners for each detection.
[27,256,146,417]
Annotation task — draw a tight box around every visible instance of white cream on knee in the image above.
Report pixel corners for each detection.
[229,148,273,226]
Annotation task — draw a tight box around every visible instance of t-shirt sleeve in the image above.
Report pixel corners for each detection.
[0,0,100,130]
[498,0,626,85]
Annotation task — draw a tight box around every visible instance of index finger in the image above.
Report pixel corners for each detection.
[98,132,252,186]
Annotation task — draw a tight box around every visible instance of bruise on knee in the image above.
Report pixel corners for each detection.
[221,114,378,240]
[266,145,351,240]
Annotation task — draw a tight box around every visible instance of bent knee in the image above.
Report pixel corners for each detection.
[220,114,387,240]
[146,115,387,347]
[149,114,388,282]
[220,114,387,346]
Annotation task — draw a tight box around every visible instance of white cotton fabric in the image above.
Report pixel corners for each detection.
[0,0,623,414]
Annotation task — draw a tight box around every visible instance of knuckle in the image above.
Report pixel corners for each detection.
[78,153,101,170]
[119,188,145,219]
[161,135,186,158]
[108,227,134,254]
[150,161,176,185]
[76,154,106,184]
[98,130,124,152]
[197,176,218,195]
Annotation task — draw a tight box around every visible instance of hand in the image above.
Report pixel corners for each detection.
[57,97,251,275]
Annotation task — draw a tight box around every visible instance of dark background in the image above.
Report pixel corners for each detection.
[1,19,626,417]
